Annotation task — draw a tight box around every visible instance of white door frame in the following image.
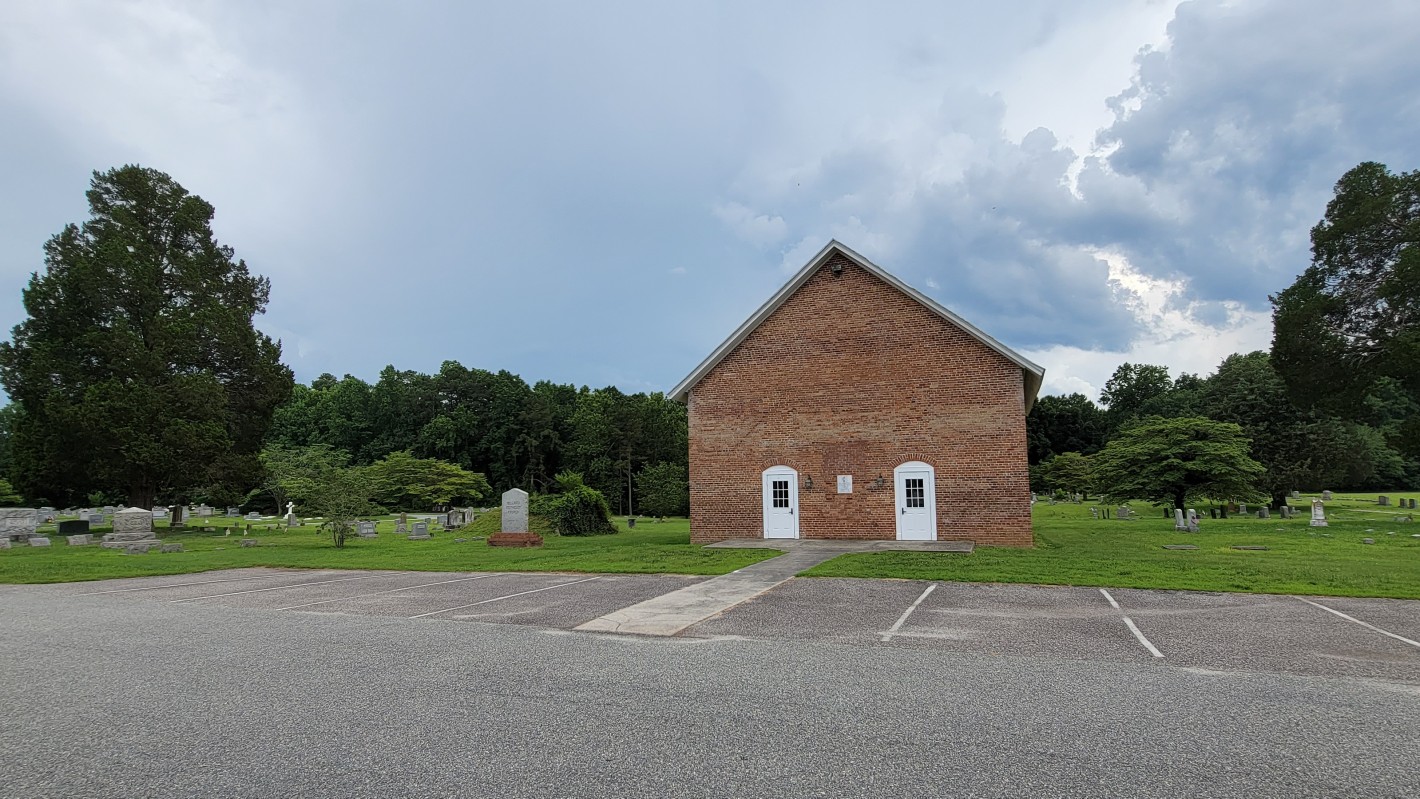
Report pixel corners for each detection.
[894,461,937,541]
[762,466,800,539]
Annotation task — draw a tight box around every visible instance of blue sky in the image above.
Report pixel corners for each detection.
[2,0,1417,401]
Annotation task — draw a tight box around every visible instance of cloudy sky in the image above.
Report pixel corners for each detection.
[2,0,1417,401]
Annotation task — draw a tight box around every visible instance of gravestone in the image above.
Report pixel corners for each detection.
[502,489,528,532]
[65,534,92,546]
[227,507,240,517]
[0,508,39,542]
[1089,508,1098,519]
[102,505,117,516]
[1173,509,1186,530]
[58,519,89,535]
[1280,506,1292,519]
[244,512,261,521]
[1186,510,1200,533]
[152,508,166,519]
[0,538,9,549]
[169,506,185,527]
[102,507,162,551]
[284,502,297,526]
[356,521,377,537]
[1290,490,1300,499]
[1411,499,1418,510]
[489,487,542,547]
[1378,496,1390,506]
[408,521,431,540]
[627,517,638,529]
[1238,503,1248,514]
[241,539,258,547]
[1116,506,1131,520]
[1310,499,1328,527]
[395,521,407,534]
[89,512,106,526]
[1210,509,1218,519]
[196,504,214,517]
[161,543,183,553]
[1321,490,1333,501]
[29,537,51,547]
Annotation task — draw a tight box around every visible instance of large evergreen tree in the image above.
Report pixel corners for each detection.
[0,166,293,507]
[1272,161,1420,455]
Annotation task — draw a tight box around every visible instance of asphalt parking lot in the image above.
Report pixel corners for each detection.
[7,569,1420,797]
[37,567,1420,683]
[53,567,705,629]
[688,578,1420,683]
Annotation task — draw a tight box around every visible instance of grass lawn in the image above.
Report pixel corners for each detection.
[6,492,1419,598]
[804,491,1420,598]
[0,514,776,585]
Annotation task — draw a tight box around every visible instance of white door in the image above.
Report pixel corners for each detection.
[762,467,799,539]
[895,462,936,541]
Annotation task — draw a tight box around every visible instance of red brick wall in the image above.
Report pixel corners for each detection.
[687,253,1033,547]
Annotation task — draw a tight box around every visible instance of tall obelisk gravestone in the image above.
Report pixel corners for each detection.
[488,487,543,547]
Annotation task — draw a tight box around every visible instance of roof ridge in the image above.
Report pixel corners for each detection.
[670,241,1045,410]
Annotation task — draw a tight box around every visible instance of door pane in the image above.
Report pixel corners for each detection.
[772,479,789,508]
[906,478,924,508]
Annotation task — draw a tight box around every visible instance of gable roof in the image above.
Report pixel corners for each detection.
[669,240,1046,411]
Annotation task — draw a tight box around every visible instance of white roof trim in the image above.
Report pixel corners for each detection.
[669,240,1046,411]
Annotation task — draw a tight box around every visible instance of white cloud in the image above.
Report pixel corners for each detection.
[0,0,336,241]
[712,202,788,248]
[1023,250,1273,400]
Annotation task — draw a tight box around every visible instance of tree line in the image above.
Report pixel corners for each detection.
[1030,161,1420,507]
[0,161,1415,516]
[263,364,688,515]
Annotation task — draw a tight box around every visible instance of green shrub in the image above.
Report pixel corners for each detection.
[544,485,616,536]
[529,493,561,518]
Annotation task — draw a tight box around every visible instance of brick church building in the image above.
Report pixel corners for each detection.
[671,241,1043,547]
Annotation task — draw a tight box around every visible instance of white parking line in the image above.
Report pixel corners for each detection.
[408,576,603,619]
[1293,596,1420,649]
[880,584,936,642]
[169,572,404,603]
[1099,588,1164,658]
[275,574,500,611]
[78,571,318,596]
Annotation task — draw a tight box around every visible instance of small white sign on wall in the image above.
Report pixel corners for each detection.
[837,475,853,494]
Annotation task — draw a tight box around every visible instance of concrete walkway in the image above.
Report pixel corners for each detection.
[575,538,972,636]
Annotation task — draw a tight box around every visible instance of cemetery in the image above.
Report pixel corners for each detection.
[1,491,1417,599]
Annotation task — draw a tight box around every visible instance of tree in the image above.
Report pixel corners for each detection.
[1272,161,1420,455]
[1026,393,1108,464]
[365,451,491,510]
[636,462,689,517]
[257,444,350,513]
[0,166,293,507]
[1100,363,1174,425]
[0,478,23,506]
[1202,351,1377,505]
[1037,452,1095,497]
[1092,417,1266,510]
[306,466,381,548]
